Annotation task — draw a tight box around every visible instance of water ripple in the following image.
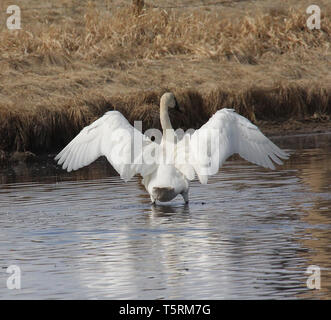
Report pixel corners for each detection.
[0,133,330,299]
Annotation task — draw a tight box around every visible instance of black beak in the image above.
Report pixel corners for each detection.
[174,97,182,113]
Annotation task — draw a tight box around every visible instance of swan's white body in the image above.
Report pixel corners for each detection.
[55,92,288,204]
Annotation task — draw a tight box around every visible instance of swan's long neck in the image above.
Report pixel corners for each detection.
[160,100,176,147]
[160,103,173,132]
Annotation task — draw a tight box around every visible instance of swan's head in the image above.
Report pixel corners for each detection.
[160,92,181,112]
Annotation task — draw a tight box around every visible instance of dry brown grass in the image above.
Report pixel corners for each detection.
[0,0,330,159]
[1,83,330,155]
[0,1,330,63]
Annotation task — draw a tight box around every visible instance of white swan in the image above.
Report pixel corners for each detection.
[55,92,288,204]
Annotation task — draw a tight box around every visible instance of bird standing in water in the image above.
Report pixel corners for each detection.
[55,92,288,204]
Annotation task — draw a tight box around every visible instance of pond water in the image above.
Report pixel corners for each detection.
[0,132,330,299]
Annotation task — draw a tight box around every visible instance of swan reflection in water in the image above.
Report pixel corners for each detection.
[150,203,190,217]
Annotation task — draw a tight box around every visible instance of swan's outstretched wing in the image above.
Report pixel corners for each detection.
[55,111,158,181]
[180,108,288,184]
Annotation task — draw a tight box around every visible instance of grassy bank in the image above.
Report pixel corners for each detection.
[0,0,330,162]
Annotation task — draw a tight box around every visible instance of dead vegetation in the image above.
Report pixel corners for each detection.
[1,84,330,155]
[0,1,330,63]
[0,0,330,160]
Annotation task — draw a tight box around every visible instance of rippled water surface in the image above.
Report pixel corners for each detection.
[0,133,330,299]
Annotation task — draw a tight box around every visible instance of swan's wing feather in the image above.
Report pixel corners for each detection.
[187,108,288,184]
[174,133,196,181]
[55,111,158,180]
